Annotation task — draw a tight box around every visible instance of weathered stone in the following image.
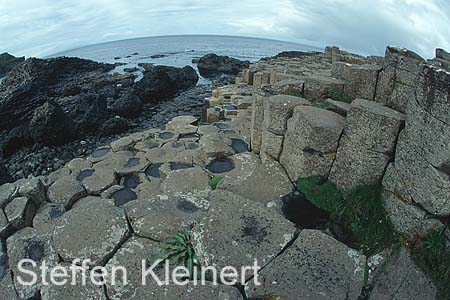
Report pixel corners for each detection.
[110,135,138,152]
[343,64,382,100]
[218,157,293,211]
[87,146,113,163]
[375,46,425,112]
[52,201,131,266]
[0,182,19,208]
[251,88,271,153]
[192,190,296,273]
[40,264,107,300]
[48,176,87,208]
[331,61,349,80]
[145,141,185,163]
[199,133,234,158]
[280,106,345,181]
[198,124,220,135]
[253,71,270,85]
[33,203,66,235]
[7,227,59,299]
[247,230,366,300]
[329,99,405,191]
[105,237,243,300]
[369,248,436,300]
[4,197,35,231]
[115,151,149,176]
[45,167,71,185]
[206,107,223,123]
[304,74,345,100]
[135,180,161,200]
[16,177,46,206]
[260,130,285,160]
[0,266,19,300]
[127,195,208,241]
[436,48,450,61]
[161,167,211,195]
[67,157,93,171]
[0,209,11,238]
[324,98,351,116]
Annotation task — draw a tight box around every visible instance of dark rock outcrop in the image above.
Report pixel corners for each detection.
[270,51,319,59]
[133,64,198,103]
[0,56,199,156]
[0,159,12,184]
[0,53,25,78]
[194,54,250,77]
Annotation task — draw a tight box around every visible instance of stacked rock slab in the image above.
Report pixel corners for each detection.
[342,64,382,100]
[280,106,345,182]
[261,95,310,160]
[329,99,405,192]
[375,46,425,113]
[382,65,450,238]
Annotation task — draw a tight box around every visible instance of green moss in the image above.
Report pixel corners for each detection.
[311,101,333,110]
[412,229,450,300]
[286,91,305,98]
[208,176,223,190]
[332,184,398,256]
[329,90,353,103]
[297,176,343,213]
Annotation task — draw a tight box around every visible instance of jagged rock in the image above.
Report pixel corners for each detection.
[29,99,75,145]
[0,52,25,77]
[280,106,345,182]
[52,201,130,266]
[7,227,59,299]
[127,195,208,241]
[192,190,296,273]
[324,98,351,116]
[329,99,405,191]
[0,182,18,208]
[247,230,366,300]
[0,159,12,185]
[369,248,436,300]
[110,93,144,118]
[48,176,87,208]
[382,66,450,218]
[251,87,272,153]
[375,46,425,112]
[436,48,450,62]
[196,53,250,77]
[40,264,107,300]
[16,177,46,207]
[261,95,310,159]
[0,209,10,238]
[33,203,66,235]
[342,64,382,100]
[0,259,19,300]
[133,64,198,103]
[218,157,293,210]
[253,71,271,85]
[100,116,130,135]
[4,196,35,231]
[45,167,71,185]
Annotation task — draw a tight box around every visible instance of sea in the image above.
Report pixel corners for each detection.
[52,35,319,84]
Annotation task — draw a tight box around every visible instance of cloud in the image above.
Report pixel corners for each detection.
[0,0,448,58]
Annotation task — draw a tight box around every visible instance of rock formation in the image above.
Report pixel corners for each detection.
[0,53,25,78]
[194,53,250,77]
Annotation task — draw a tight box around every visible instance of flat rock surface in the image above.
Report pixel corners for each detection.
[247,230,366,300]
[52,201,131,265]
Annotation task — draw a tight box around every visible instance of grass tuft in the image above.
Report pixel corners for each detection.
[208,176,223,190]
[286,91,305,98]
[412,229,450,300]
[332,184,397,256]
[329,90,353,103]
[297,176,343,213]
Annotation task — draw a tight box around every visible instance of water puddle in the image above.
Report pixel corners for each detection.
[214,123,230,129]
[112,188,137,207]
[126,157,141,167]
[77,169,95,181]
[159,132,175,139]
[206,157,234,173]
[121,174,141,189]
[145,163,162,178]
[231,139,249,153]
[170,162,193,170]
[91,147,111,158]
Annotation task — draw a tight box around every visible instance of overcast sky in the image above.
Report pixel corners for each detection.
[0,0,449,58]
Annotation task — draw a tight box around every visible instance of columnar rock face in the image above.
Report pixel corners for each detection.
[382,66,450,237]
[329,99,405,191]
[247,230,366,300]
[375,46,425,113]
[250,87,272,153]
[280,106,345,182]
[261,95,310,160]
[304,74,345,100]
[369,248,436,300]
[342,64,382,100]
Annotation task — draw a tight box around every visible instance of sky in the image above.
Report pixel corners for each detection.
[0,0,449,58]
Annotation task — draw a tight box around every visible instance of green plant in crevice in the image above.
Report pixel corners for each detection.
[412,228,450,300]
[208,176,223,190]
[311,101,334,111]
[297,176,343,213]
[148,226,201,279]
[286,91,305,98]
[332,184,397,256]
[328,90,353,104]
